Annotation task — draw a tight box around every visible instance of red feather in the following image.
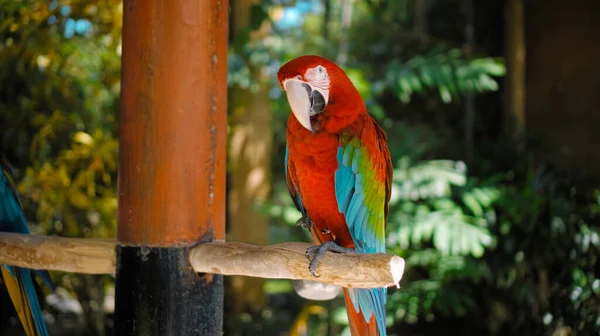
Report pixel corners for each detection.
[344,288,380,336]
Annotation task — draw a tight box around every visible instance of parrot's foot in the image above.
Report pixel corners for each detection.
[296,215,313,231]
[306,241,356,277]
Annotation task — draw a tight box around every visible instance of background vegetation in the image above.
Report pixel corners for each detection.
[0,0,598,335]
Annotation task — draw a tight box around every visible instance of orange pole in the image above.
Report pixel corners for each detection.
[114,0,228,334]
[117,0,227,245]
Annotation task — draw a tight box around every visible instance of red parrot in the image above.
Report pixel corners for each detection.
[278,55,392,336]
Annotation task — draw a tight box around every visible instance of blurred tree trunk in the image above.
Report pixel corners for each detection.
[323,0,331,39]
[504,0,526,140]
[461,0,475,163]
[414,0,427,42]
[525,0,600,178]
[228,0,272,313]
[337,0,354,65]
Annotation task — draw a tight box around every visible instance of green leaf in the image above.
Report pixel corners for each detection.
[462,193,483,217]
[385,49,506,104]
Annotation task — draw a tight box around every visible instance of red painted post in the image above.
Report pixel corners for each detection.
[114,0,228,334]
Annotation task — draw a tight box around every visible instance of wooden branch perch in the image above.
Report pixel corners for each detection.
[0,233,116,274]
[190,242,405,288]
[0,233,405,288]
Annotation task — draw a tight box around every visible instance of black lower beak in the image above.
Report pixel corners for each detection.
[310,90,326,114]
[298,82,326,116]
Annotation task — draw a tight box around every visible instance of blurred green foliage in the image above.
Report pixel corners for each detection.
[0,0,121,334]
[0,0,598,336]
[245,1,599,335]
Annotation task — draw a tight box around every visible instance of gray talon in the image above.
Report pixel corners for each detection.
[296,215,313,230]
[305,241,356,278]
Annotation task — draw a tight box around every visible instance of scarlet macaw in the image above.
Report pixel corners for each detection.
[1,155,53,336]
[278,55,392,336]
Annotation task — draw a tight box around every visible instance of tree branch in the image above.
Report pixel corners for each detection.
[0,233,116,274]
[0,233,405,289]
[190,241,404,288]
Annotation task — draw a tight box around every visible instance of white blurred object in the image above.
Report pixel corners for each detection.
[293,279,341,301]
[46,287,83,314]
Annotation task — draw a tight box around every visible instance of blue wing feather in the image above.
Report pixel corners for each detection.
[335,137,388,334]
[335,166,355,213]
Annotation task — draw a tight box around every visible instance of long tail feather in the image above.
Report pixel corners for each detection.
[2,266,49,336]
[1,155,52,335]
[33,270,55,292]
[343,288,386,336]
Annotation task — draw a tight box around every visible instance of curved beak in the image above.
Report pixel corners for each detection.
[283,78,327,132]
[283,78,314,132]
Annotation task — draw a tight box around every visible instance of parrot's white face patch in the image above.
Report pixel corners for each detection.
[304,65,330,104]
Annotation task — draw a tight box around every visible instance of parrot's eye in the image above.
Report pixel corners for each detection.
[317,66,324,74]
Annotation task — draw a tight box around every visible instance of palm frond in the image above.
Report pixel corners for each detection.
[385,48,505,103]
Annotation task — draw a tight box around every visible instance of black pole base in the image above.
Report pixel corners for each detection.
[114,246,223,336]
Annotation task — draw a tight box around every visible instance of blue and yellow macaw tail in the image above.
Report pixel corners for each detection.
[1,155,53,336]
